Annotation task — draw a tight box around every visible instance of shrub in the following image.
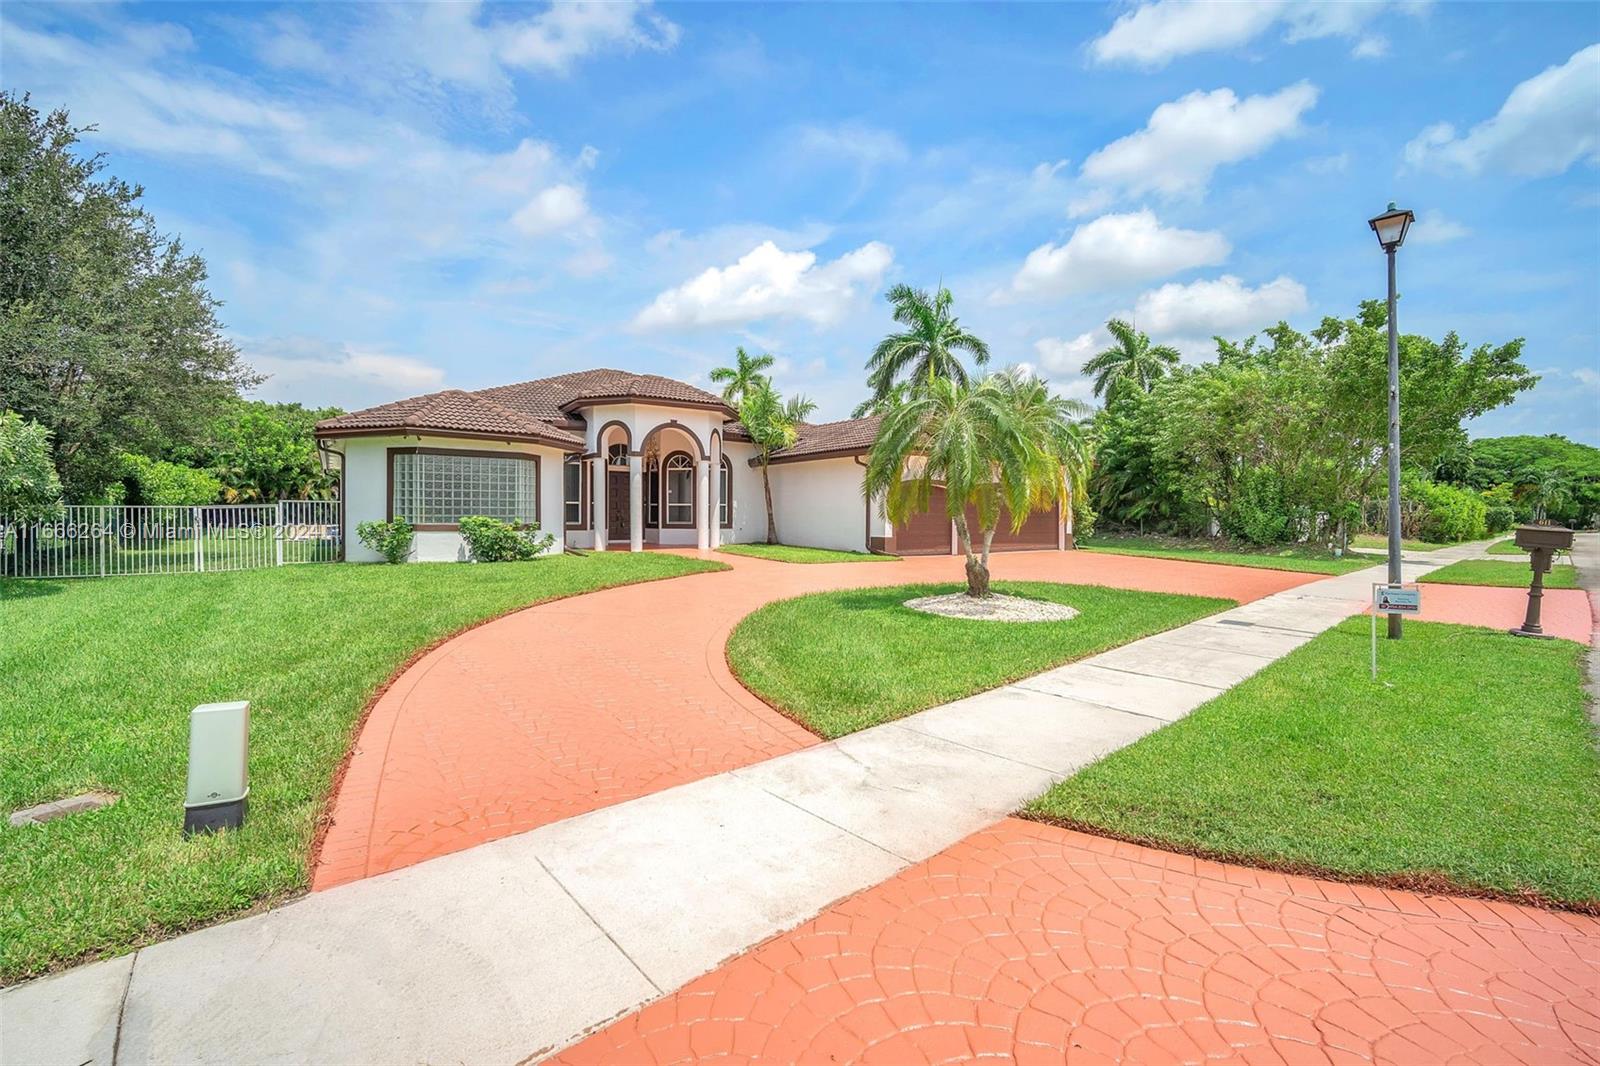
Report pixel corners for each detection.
[1398,475,1488,543]
[1219,468,1292,545]
[0,411,63,522]
[1070,494,1096,541]
[1485,504,1516,534]
[356,519,414,564]
[120,453,222,506]
[457,515,555,562]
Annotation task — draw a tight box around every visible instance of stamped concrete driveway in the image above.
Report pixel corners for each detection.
[313,549,1316,889]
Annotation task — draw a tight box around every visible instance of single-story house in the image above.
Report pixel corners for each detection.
[313,368,1074,562]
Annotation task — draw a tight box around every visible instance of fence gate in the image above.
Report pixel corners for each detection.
[0,501,341,579]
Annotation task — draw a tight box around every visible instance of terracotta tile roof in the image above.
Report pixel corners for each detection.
[766,415,882,462]
[316,369,734,447]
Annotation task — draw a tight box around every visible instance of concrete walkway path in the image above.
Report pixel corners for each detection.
[6,552,1480,1065]
[1571,531,1600,722]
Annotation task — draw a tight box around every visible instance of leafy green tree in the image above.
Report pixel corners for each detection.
[864,370,1088,597]
[0,94,259,498]
[174,401,342,502]
[119,453,222,506]
[1081,318,1180,402]
[738,380,811,544]
[0,411,62,521]
[709,347,776,405]
[1453,435,1599,527]
[864,284,989,408]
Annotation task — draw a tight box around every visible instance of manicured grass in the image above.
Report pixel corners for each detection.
[1079,534,1371,575]
[0,553,726,981]
[718,543,899,564]
[1350,533,1450,552]
[1420,558,1577,589]
[728,581,1232,739]
[1488,538,1528,555]
[1027,619,1600,906]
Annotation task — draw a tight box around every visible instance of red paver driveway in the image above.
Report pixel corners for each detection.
[312,550,1317,889]
[557,818,1600,1065]
[1367,584,1592,643]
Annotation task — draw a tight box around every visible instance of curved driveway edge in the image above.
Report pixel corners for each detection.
[313,549,1317,889]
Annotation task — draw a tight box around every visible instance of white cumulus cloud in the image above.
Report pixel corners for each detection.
[1007,211,1230,299]
[243,336,447,409]
[632,240,894,331]
[1080,82,1319,201]
[1408,209,1471,245]
[511,183,592,237]
[1404,44,1600,178]
[1130,275,1309,338]
[1089,0,1422,68]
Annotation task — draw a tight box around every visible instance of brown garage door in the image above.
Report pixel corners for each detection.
[968,501,1060,552]
[894,486,953,555]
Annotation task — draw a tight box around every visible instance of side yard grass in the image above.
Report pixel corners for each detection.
[718,543,898,564]
[1350,532,1451,552]
[1026,618,1600,907]
[1420,558,1577,589]
[1488,538,1528,555]
[728,581,1231,738]
[1079,534,1371,576]
[0,552,726,982]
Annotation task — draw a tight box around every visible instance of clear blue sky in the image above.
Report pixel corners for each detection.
[5,2,1597,441]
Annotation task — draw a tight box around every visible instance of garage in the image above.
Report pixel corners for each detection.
[981,501,1061,552]
[892,486,953,555]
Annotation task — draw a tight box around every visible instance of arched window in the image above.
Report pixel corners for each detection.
[663,452,694,527]
[719,455,732,528]
[606,443,629,467]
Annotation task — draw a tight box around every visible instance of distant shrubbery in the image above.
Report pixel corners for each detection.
[1399,476,1488,544]
[118,453,224,507]
[457,516,555,562]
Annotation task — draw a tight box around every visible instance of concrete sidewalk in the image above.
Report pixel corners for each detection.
[3,555,1452,1066]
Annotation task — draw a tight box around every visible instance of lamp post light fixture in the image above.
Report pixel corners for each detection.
[1368,201,1415,640]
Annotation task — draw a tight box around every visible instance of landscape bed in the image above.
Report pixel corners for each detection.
[717,543,898,564]
[1079,534,1372,575]
[0,553,726,981]
[727,581,1232,739]
[1027,618,1600,907]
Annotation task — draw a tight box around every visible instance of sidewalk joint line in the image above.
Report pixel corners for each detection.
[110,949,138,1066]
[1004,683,1184,725]
[1085,661,1232,689]
[534,856,662,995]
[884,719,1075,773]
[740,777,917,865]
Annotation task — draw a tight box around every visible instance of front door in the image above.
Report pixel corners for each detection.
[607,470,630,541]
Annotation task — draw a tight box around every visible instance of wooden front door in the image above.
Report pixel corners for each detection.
[607,470,630,541]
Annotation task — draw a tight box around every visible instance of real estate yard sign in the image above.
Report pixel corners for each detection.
[1371,583,1422,679]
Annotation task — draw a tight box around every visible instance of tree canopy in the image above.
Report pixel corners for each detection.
[863,284,989,409]
[0,93,259,498]
[1081,318,1179,401]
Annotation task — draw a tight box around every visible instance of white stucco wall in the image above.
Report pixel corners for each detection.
[330,434,568,562]
[766,457,872,553]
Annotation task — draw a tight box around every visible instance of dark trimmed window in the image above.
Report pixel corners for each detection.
[664,452,694,527]
[719,456,732,528]
[391,449,537,529]
[563,456,585,529]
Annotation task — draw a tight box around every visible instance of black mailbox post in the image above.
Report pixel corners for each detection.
[1509,525,1574,638]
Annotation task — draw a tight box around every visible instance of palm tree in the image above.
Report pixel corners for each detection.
[851,381,911,419]
[739,380,810,543]
[709,347,776,405]
[864,284,990,408]
[1531,469,1570,523]
[1081,318,1179,401]
[864,369,1089,597]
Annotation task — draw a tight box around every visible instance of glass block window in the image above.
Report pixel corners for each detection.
[391,450,537,527]
[665,452,694,526]
[719,456,732,527]
[564,457,583,528]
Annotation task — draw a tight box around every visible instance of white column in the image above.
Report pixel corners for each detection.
[628,454,644,553]
[696,459,711,550]
[709,439,723,549]
[591,457,607,551]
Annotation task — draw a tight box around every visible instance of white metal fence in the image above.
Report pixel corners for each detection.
[0,501,340,579]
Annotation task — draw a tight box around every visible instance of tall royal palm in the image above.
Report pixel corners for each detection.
[739,380,813,544]
[1081,318,1180,401]
[864,284,990,408]
[710,346,776,404]
[864,369,1088,598]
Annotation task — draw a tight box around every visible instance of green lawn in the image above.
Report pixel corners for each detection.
[728,582,1232,738]
[1420,558,1577,589]
[1488,538,1528,555]
[1027,619,1599,906]
[718,543,898,564]
[1350,532,1450,552]
[1079,534,1372,575]
[0,553,725,981]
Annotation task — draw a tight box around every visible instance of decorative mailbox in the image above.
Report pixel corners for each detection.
[1509,525,1574,638]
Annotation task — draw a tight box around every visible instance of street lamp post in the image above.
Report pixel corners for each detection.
[1368,202,1415,640]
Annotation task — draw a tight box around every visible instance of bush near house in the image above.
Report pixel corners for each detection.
[118,453,224,506]
[458,516,555,562]
[356,519,414,563]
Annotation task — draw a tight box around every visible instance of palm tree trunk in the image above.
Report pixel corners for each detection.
[761,457,777,543]
[953,512,989,597]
